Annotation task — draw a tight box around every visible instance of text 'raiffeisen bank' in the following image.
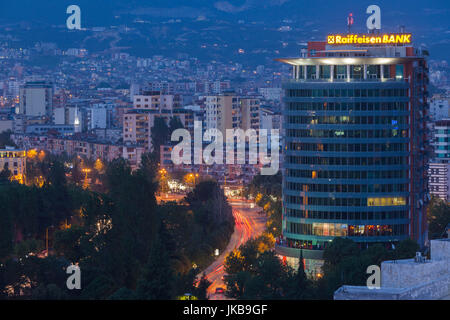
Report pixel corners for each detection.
[327,33,412,45]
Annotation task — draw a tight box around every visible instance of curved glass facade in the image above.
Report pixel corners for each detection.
[282,80,413,252]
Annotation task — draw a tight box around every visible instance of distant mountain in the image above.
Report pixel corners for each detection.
[0,0,448,61]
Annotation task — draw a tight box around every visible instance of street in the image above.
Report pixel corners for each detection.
[156,193,267,300]
[199,199,267,300]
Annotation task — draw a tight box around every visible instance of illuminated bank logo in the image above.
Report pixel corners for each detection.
[327,33,412,45]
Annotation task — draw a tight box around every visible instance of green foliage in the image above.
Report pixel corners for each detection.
[80,275,117,300]
[185,180,234,225]
[225,250,293,299]
[195,274,211,300]
[0,202,14,261]
[0,130,15,149]
[318,238,420,299]
[71,160,83,185]
[244,172,282,238]
[14,239,44,258]
[169,116,184,134]
[150,117,170,156]
[108,287,136,300]
[427,196,450,239]
[244,171,282,199]
[286,250,315,299]
[53,226,85,262]
[0,167,12,184]
[393,239,419,259]
[224,235,294,299]
[224,235,421,300]
[0,156,234,300]
[135,236,174,300]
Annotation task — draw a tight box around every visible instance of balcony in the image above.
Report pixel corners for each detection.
[275,242,324,260]
[284,77,407,84]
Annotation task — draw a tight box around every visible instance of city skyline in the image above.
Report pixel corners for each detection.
[0,0,449,307]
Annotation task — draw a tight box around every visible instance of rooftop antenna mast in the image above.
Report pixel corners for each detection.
[347,12,354,33]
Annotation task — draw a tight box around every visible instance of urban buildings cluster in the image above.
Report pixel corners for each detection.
[0,41,284,184]
[0,17,449,286]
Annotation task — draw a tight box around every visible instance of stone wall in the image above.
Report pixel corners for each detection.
[334,239,450,300]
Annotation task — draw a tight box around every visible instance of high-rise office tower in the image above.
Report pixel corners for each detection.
[276,33,430,276]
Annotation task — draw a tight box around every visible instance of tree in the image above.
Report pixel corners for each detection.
[244,171,282,199]
[14,239,44,258]
[109,287,136,300]
[244,172,282,238]
[0,164,11,184]
[195,273,211,300]
[32,283,67,300]
[0,130,15,149]
[47,158,67,187]
[135,235,174,300]
[80,275,117,300]
[427,196,450,239]
[224,235,291,299]
[0,205,13,261]
[169,116,184,135]
[71,160,83,185]
[185,180,233,225]
[53,226,85,262]
[151,117,170,157]
[295,250,308,287]
[226,250,292,299]
[393,239,419,259]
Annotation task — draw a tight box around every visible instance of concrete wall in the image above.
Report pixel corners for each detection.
[431,239,450,261]
[335,273,450,299]
[381,259,449,288]
[334,239,450,300]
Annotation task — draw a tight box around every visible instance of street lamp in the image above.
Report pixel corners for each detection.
[82,168,91,189]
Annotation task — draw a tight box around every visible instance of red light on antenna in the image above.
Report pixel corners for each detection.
[347,13,354,26]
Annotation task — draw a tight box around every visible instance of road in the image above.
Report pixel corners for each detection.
[156,193,267,299]
[199,199,267,300]
[156,193,186,204]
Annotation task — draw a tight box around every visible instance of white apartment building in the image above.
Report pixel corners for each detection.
[430,98,450,121]
[133,92,181,112]
[205,93,260,134]
[428,162,450,201]
[19,81,53,117]
[0,147,26,182]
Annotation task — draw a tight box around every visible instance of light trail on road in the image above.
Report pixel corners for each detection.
[195,200,267,300]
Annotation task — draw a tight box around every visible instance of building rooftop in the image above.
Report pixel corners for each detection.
[276,56,421,66]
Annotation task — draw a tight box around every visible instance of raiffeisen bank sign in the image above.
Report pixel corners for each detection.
[327,33,412,45]
[327,5,412,46]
